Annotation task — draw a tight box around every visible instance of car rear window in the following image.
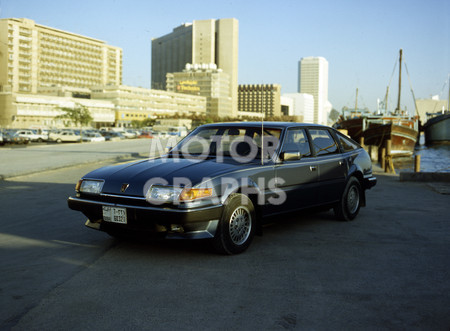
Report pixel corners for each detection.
[336,133,359,152]
[309,129,338,156]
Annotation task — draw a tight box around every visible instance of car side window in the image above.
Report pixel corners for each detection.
[281,128,311,157]
[309,129,338,156]
[336,133,359,152]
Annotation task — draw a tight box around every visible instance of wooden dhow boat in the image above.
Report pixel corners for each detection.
[336,50,419,156]
[362,116,419,156]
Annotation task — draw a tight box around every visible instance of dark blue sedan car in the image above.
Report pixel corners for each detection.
[68,122,376,254]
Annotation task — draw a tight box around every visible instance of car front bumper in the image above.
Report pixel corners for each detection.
[364,176,377,189]
[67,196,223,239]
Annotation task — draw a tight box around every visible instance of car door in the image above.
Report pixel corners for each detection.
[308,128,347,204]
[272,128,319,214]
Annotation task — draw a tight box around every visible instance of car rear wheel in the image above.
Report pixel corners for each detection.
[213,193,255,255]
[334,176,362,221]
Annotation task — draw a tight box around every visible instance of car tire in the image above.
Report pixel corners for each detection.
[212,193,255,255]
[56,138,62,143]
[334,176,362,221]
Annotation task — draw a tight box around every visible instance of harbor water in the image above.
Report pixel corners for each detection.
[394,134,450,173]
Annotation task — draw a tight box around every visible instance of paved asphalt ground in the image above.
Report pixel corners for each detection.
[0,140,449,330]
[0,139,161,179]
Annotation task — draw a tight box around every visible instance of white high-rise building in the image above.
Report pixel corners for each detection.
[283,93,314,123]
[298,57,330,125]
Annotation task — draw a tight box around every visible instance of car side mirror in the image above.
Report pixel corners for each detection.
[280,151,301,162]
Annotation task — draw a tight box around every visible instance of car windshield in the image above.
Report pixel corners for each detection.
[170,126,282,160]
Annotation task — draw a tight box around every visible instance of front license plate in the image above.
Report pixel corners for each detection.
[102,206,127,224]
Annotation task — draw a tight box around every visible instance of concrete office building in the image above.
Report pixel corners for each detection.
[0,91,115,128]
[238,84,281,118]
[90,85,206,127]
[37,85,92,98]
[283,93,315,123]
[166,63,232,117]
[280,96,293,116]
[0,84,207,128]
[0,18,122,94]
[151,18,239,116]
[298,57,330,125]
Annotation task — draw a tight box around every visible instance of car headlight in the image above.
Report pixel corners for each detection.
[146,186,213,203]
[146,186,184,203]
[76,179,104,194]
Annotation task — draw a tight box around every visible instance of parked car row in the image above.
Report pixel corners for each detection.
[0,127,186,147]
[49,129,124,143]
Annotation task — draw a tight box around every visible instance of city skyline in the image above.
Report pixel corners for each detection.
[1,0,449,116]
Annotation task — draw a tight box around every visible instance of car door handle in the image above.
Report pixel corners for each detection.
[310,166,317,171]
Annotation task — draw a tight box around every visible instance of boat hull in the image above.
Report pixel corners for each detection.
[424,114,450,145]
[363,123,418,156]
[336,118,365,142]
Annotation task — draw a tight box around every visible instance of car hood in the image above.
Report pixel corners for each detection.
[83,156,253,196]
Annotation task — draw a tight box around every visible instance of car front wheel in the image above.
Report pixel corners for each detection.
[213,193,255,255]
[334,177,362,221]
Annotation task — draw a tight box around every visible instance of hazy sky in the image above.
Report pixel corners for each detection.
[2,0,449,114]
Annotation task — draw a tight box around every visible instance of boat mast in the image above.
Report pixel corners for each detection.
[396,49,403,114]
[354,88,358,115]
[384,86,389,115]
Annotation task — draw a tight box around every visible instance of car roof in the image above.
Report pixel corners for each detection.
[199,122,329,129]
